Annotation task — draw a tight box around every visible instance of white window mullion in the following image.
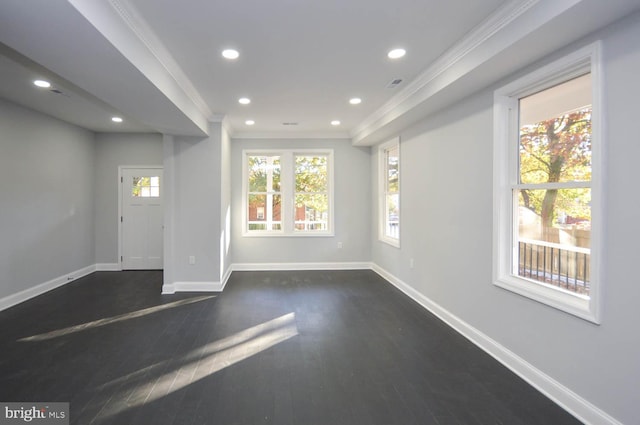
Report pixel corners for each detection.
[515,182,592,190]
[266,156,274,231]
[281,152,294,234]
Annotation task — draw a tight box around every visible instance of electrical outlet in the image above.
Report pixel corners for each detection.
[189,256,196,265]
[409,258,415,269]
[337,242,343,249]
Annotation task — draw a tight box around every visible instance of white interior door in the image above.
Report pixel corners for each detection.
[121,167,163,270]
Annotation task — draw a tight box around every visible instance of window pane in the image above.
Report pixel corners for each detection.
[386,146,399,192]
[385,193,399,239]
[248,194,281,231]
[295,156,327,192]
[294,194,328,231]
[132,176,160,197]
[248,156,281,192]
[519,74,592,184]
[516,188,591,295]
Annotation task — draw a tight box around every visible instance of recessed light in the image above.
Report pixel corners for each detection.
[388,48,406,59]
[238,97,251,105]
[331,120,341,126]
[33,80,51,88]
[222,49,239,60]
[349,98,362,105]
[245,120,255,126]
[111,117,123,123]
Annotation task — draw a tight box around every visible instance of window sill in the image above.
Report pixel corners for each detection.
[242,232,335,238]
[379,236,400,248]
[493,275,599,324]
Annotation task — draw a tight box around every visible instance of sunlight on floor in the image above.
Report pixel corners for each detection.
[97,312,298,420]
[18,295,216,342]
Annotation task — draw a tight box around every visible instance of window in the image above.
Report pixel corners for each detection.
[379,138,400,247]
[493,42,602,323]
[247,155,281,231]
[132,176,160,197]
[295,155,329,232]
[243,150,333,236]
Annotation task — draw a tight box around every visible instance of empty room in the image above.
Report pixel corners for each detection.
[1,1,639,424]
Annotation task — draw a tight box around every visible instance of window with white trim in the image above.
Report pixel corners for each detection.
[493,42,602,323]
[379,138,400,247]
[243,149,333,236]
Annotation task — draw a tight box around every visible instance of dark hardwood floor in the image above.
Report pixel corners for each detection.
[0,270,581,425]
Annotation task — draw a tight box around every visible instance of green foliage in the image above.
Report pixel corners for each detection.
[295,156,327,192]
[246,155,330,219]
[387,154,399,193]
[248,156,281,192]
[248,156,281,207]
[519,107,592,227]
[132,176,159,197]
[295,156,328,213]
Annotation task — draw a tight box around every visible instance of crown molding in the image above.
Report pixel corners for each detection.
[351,0,540,144]
[232,131,351,140]
[207,114,235,138]
[208,114,226,123]
[108,0,213,120]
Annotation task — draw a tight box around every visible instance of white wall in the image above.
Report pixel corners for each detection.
[371,13,640,425]
[165,122,223,288]
[231,138,371,266]
[94,132,163,265]
[0,99,95,299]
[220,125,232,279]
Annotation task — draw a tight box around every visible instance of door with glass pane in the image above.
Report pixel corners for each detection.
[121,168,163,270]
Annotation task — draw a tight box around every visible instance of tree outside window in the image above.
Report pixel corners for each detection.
[517,74,592,295]
[243,150,333,235]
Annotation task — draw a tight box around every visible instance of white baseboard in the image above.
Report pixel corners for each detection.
[0,264,96,312]
[231,261,372,271]
[95,263,120,271]
[161,262,370,293]
[370,263,621,425]
[162,281,222,294]
[220,266,233,291]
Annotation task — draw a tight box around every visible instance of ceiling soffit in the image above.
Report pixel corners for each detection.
[67,0,637,144]
[71,0,542,142]
[67,0,211,135]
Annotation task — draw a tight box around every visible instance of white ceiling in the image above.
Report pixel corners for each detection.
[126,0,505,134]
[1,0,639,143]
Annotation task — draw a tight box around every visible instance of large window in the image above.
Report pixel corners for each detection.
[247,155,281,231]
[379,138,400,247]
[243,150,333,236]
[493,43,602,323]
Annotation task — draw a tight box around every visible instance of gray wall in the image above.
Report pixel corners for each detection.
[371,13,640,424]
[231,138,371,265]
[220,126,232,277]
[94,132,163,265]
[0,99,95,299]
[169,122,222,283]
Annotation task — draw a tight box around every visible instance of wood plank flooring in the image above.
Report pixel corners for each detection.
[0,270,582,424]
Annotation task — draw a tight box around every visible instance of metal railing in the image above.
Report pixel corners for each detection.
[518,239,590,295]
[386,221,399,239]
[294,220,328,231]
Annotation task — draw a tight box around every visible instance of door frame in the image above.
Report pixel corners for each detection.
[118,165,164,271]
